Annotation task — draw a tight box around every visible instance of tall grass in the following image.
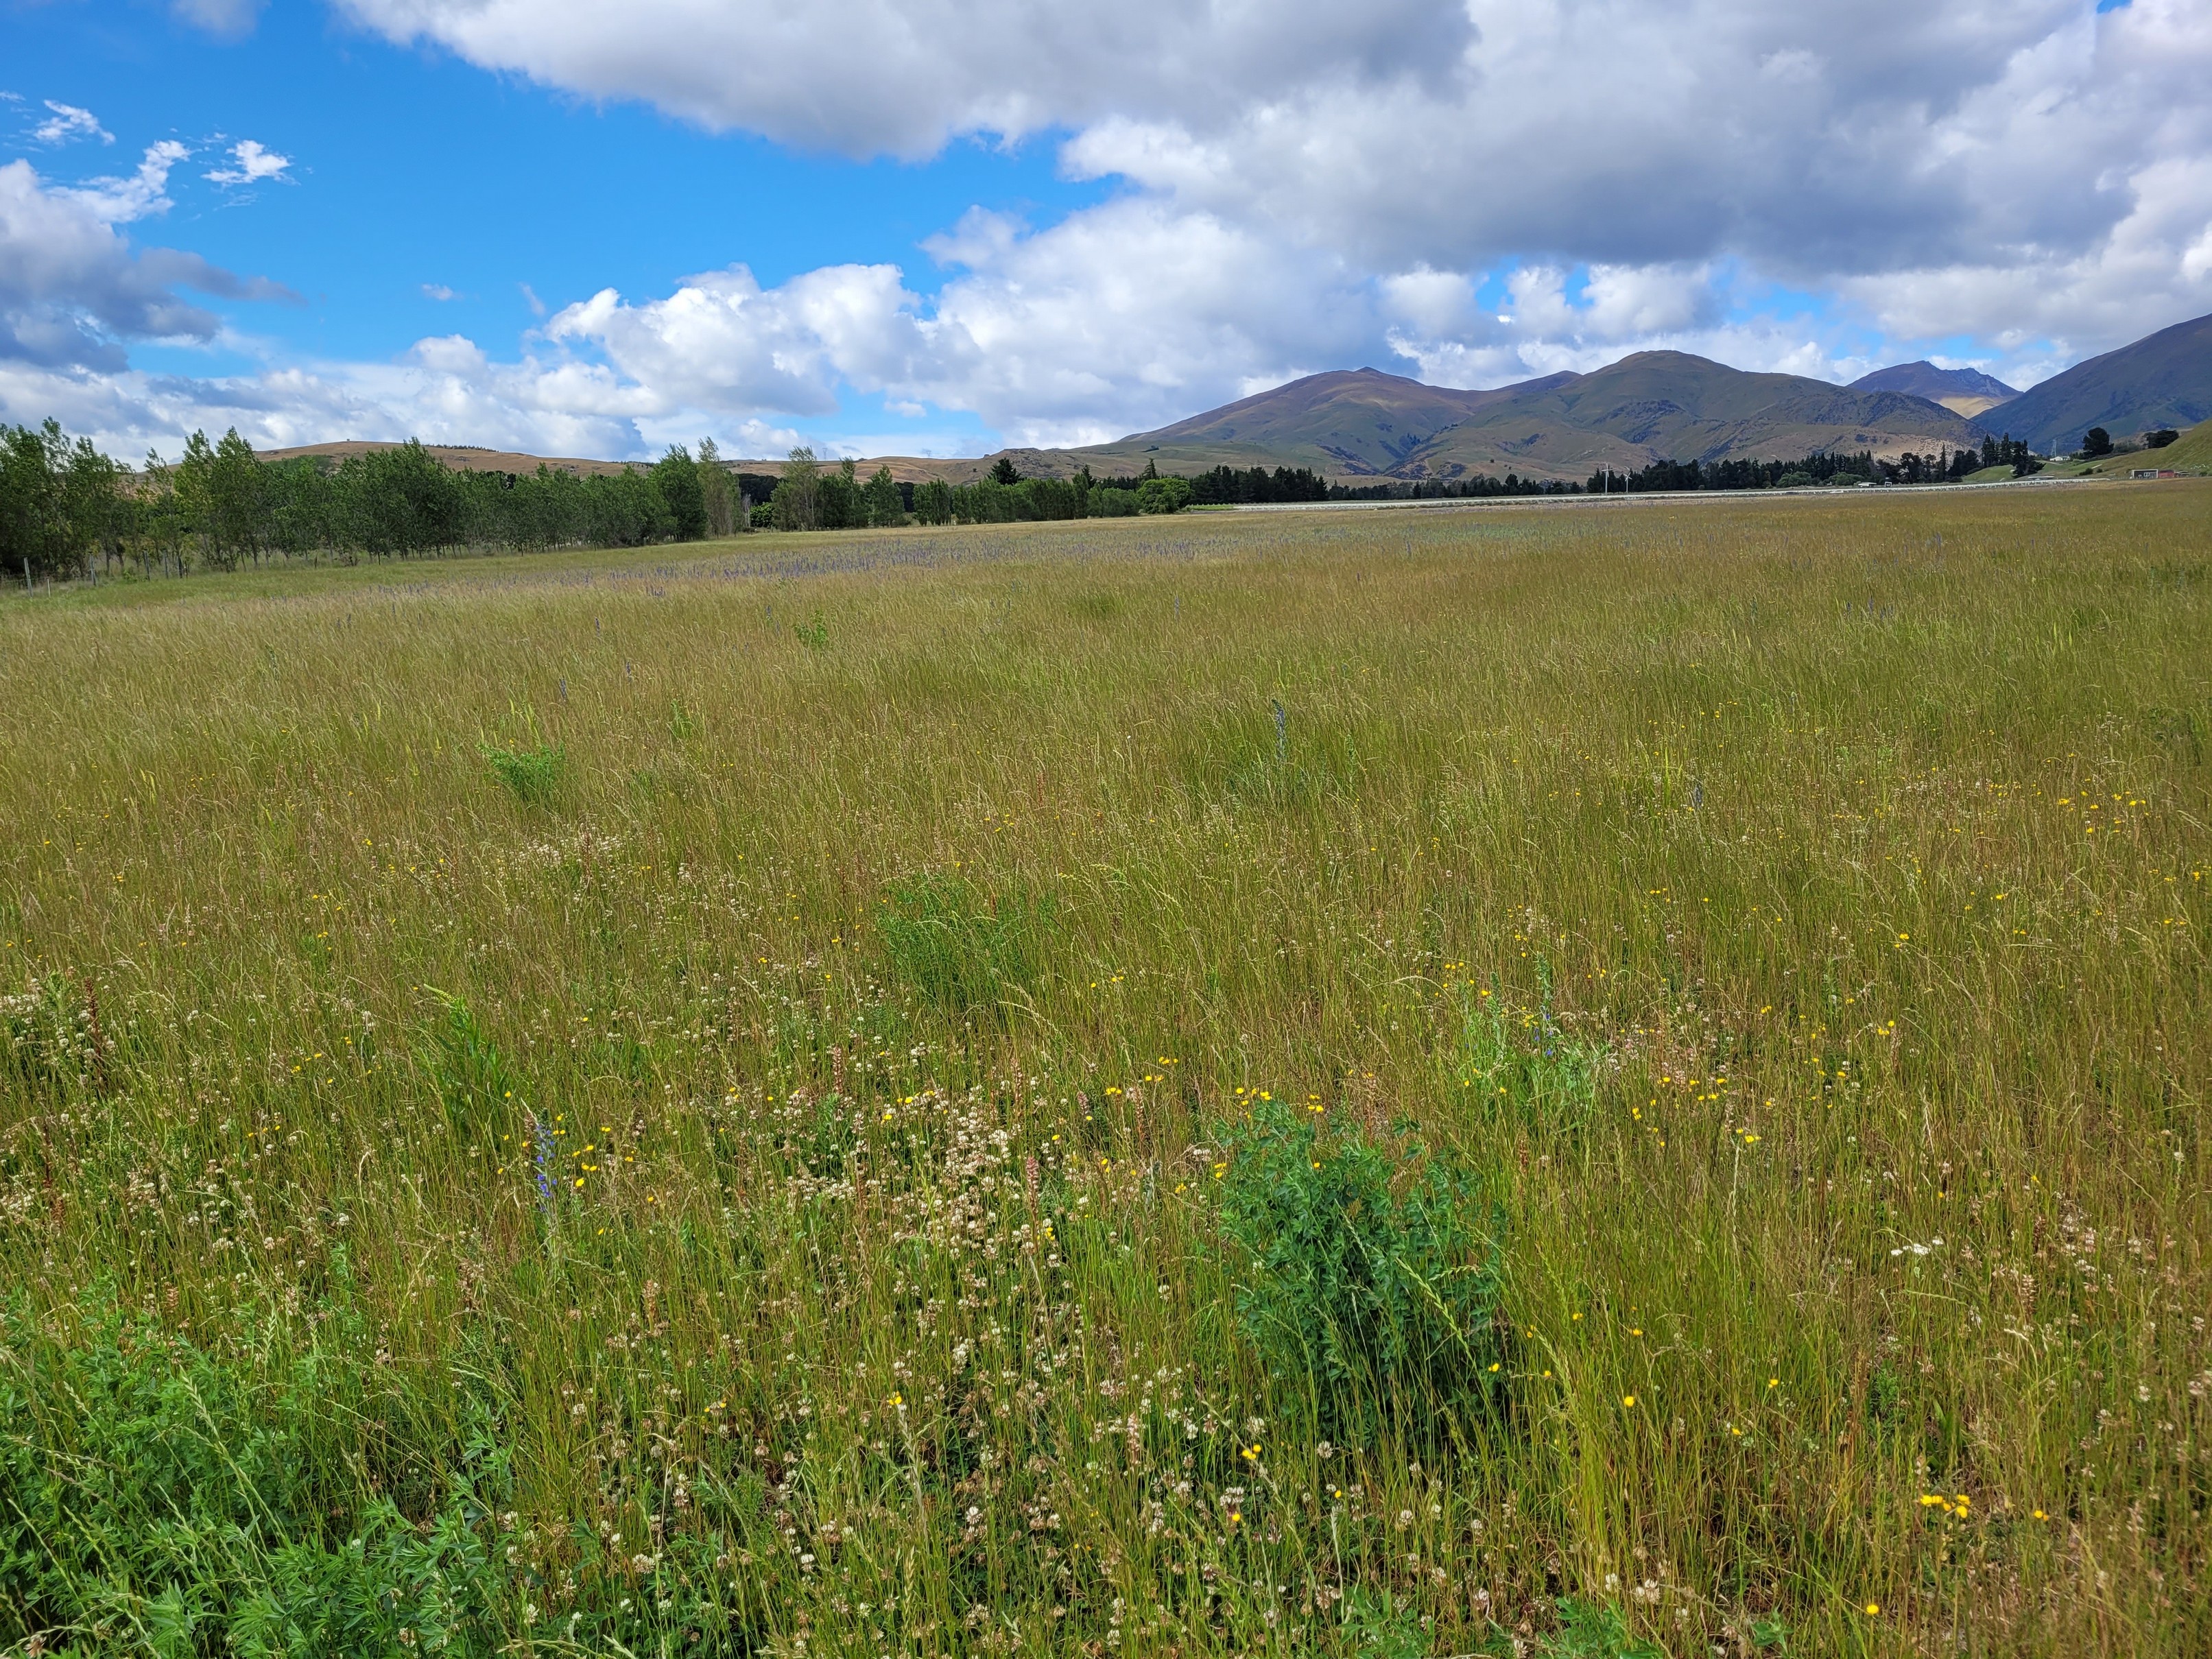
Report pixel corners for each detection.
[1,486,2207,1656]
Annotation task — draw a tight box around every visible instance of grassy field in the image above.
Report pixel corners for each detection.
[2,484,2208,1657]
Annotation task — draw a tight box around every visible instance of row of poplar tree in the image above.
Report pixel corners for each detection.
[0,422,753,582]
[768,450,1195,529]
[0,422,1213,584]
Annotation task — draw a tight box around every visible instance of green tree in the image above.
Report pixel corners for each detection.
[261,458,337,556]
[0,422,66,586]
[990,455,1021,486]
[61,430,126,577]
[337,441,466,557]
[1136,475,1193,514]
[862,465,905,527]
[2081,427,2113,457]
[696,438,737,536]
[816,457,862,529]
[912,479,953,524]
[207,429,267,567]
[652,444,708,539]
[138,449,189,577]
[174,431,224,568]
[771,446,820,531]
[0,420,130,584]
[579,467,674,548]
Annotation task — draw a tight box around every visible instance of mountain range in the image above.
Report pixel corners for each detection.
[1846,361,2018,418]
[272,310,2211,486]
[1020,310,2210,484]
[944,351,1992,485]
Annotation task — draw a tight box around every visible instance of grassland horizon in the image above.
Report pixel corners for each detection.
[2,485,2207,1657]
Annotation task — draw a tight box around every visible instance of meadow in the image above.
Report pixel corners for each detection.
[1,484,2207,1658]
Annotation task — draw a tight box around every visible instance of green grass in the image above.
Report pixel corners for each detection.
[2,486,2209,1656]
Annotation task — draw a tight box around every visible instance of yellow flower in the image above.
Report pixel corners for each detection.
[1622,1394,1637,1407]
[1864,1603,1880,1616]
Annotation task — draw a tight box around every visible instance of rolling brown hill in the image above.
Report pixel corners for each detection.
[258,441,646,477]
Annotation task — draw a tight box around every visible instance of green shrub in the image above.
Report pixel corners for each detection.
[1447,992,1602,1139]
[876,872,1055,1016]
[0,1282,506,1656]
[1216,1097,1506,1435]
[1136,476,1193,514]
[478,741,564,805]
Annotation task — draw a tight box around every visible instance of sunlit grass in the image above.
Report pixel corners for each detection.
[2,485,2208,1656]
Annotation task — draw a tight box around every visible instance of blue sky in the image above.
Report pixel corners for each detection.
[5,1,1113,454]
[2,1,2207,460]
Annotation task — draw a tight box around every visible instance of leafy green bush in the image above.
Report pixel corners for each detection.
[1536,1598,1667,1658]
[479,741,564,806]
[0,1281,507,1656]
[876,872,1055,1016]
[1216,1098,1506,1435]
[1447,993,1601,1139]
[1344,1586,1427,1658]
[1136,476,1193,514]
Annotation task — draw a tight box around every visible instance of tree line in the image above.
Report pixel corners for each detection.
[763,451,1204,529]
[1332,473,1582,501]
[1584,434,2045,495]
[7,411,2073,586]
[0,421,754,582]
[0,420,1239,584]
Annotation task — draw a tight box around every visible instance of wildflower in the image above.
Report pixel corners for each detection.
[530,1113,556,1207]
[1623,1394,1637,1407]
[1865,1603,1880,1616]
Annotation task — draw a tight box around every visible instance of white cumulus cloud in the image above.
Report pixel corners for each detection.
[9,0,2212,456]
[206,139,292,188]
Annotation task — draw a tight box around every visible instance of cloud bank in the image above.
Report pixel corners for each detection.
[16,1,2212,457]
